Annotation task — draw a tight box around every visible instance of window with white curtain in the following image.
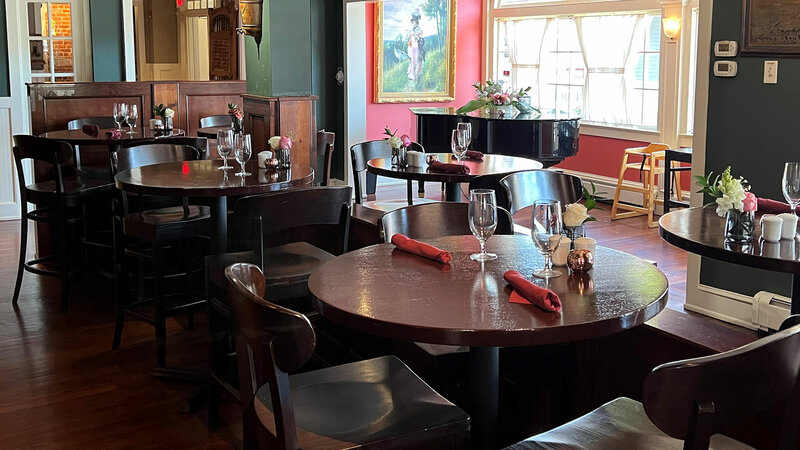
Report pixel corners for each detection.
[495,12,661,130]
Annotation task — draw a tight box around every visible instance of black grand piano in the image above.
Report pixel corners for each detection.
[411,107,580,168]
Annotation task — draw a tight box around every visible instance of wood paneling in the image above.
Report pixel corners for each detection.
[152,82,179,124]
[242,94,318,170]
[179,81,243,137]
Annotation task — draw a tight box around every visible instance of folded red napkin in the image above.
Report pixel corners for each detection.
[466,150,484,160]
[105,129,122,140]
[391,234,451,264]
[429,161,470,174]
[81,124,99,137]
[504,270,561,312]
[758,198,799,215]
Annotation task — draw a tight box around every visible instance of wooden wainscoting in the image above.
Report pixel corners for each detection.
[242,94,318,170]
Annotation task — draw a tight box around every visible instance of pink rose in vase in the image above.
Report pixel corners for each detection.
[743,191,758,212]
[279,136,293,150]
[400,134,412,148]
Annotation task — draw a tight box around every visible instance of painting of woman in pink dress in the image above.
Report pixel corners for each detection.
[406,9,424,83]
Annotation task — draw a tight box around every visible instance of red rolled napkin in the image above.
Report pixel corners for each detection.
[81,124,99,137]
[504,270,561,313]
[758,198,799,215]
[391,234,451,264]
[105,129,122,140]
[465,150,484,160]
[429,161,470,174]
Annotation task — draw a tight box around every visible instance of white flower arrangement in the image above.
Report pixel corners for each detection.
[163,108,174,118]
[695,166,757,216]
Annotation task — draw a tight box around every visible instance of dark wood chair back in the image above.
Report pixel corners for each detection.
[500,170,584,215]
[469,173,517,235]
[67,116,118,130]
[120,136,208,158]
[381,201,511,243]
[350,140,392,204]
[231,186,352,264]
[643,323,800,449]
[112,143,201,173]
[13,135,74,197]
[315,130,335,186]
[200,114,233,128]
[225,262,315,450]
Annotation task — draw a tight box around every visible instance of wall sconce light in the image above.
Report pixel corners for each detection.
[238,0,263,56]
[662,17,681,40]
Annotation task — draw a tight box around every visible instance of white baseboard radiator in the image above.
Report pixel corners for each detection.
[752,291,791,331]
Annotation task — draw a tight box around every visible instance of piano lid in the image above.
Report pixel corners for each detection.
[410,107,581,123]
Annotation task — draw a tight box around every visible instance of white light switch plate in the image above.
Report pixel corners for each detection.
[764,60,778,84]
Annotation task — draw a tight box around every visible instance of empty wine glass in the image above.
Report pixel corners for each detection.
[531,199,563,278]
[457,122,472,151]
[234,133,252,176]
[217,129,234,170]
[469,189,498,261]
[783,162,800,215]
[125,104,138,135]
[451,129,467,164]
[113,103,127,130]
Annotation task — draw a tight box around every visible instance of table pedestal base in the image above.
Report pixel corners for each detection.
[209,196,228,253]
[470,346,499,449]
[445,182,462,202]
[792,274,800,315]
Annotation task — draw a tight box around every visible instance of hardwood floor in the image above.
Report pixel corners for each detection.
[0,184,688,448]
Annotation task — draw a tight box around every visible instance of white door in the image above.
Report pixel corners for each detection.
[2,0,91,220]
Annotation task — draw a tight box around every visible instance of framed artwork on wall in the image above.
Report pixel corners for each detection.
[375,0,457,103]
[742,0,800,55]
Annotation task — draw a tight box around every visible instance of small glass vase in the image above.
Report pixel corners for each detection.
[725,210,755,243]
[275,148,291,169]
[231,115,242,134]
[563,224,586,250]
[163,116,173,130]
[391,146,408,168]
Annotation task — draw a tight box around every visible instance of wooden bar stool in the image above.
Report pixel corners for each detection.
[611,143,680,228]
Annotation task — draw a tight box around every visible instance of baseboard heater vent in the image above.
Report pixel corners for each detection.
[752,291,791,331]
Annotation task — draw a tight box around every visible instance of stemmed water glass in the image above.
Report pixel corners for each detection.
[217,129,234,170]
[125,104,138,135]
[469,189,498,261]
[234,133,252,177]
[783,162,800,215]
[113,103,127,131]
[451,129,467,164]
[531,199,563,278]
[457,122,472,151]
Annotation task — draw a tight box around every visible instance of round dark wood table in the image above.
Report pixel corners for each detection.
[41,127,186,146]
[367,153,543,202]
[308,235,668,449]
[659,206,800,313]
[196,126,230,139]
[115,160,314,252]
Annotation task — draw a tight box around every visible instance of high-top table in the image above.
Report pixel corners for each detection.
[308,235,669,449]
[115,160,314,252]
[367,153,543,202]
[659,207,800,313]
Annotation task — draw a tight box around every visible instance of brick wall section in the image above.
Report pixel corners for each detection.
[50,4,73,74]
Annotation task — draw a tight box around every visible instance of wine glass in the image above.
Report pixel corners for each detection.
[783,162,800,215]
[217,129,234,170]
[125,104,138,135]
[531,199,563,278]
[469,189,498,261]
[457,122,472,151]
[234,133,252,176]
[113,103,127,130]
[451,129,467,164]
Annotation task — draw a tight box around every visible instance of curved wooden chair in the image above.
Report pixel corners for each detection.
[611,143,673,228]
[67,116,118,130]
[226,262,470,450]
[381,202,471,243]
[350,140,429,210]
[200,114,233,128]
[315,130,335,186]
[67,116,123,179]
[507,321,800,449]
[499,170,584,216]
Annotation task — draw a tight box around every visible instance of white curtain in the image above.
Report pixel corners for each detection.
[505,18,550,105]
[575,15,641,124]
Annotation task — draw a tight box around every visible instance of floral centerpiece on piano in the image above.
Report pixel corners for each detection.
[695,166,757,243]
[456,80,539,116]
[268,132,294,169]
[228,103,244,133]
[383,126,411,168]
[563,181,601,247]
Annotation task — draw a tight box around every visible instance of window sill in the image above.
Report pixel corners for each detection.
[580,123,660,142]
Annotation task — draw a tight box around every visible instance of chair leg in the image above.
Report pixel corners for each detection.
[418,180,425,198]
[647,160,658,227]
[611,154,629,219]
[153,242,167,368]
[59,213,70,313]
[12,216,27,306]
[406,180,413,206]
[674,163,683,201]
[112,218,127,350]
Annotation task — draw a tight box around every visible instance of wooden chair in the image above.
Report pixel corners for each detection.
[611,143,679,228]
[500,170,584,216]
[225,262,470,450]
[315,130,335,186]
[350,140,422,209]
[12,135,112,311]
[67,116,122,180]
[200,114,233,128]
[119,136,209,159]
[381,201,471,242]
[67,116,118,130]
[110,142,210,367]
[506,321,800,449]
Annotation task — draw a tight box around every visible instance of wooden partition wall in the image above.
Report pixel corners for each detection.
[242,94,318,170]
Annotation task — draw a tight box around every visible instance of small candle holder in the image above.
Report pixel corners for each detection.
[567,249,594,272]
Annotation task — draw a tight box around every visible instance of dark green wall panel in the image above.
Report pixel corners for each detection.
[269,0,312,96]
[90,0,125,81]
[0,0,10,96]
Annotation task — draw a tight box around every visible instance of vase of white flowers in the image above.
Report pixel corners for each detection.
[562,182,601,249]
[383,126,410,168]
[268,134,293,169]
[695,166,758,243]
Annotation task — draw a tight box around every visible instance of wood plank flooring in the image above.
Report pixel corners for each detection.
[0,183,688,448]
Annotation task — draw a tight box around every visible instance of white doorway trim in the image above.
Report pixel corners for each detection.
[123,0,136,81]
[343,1,367,189]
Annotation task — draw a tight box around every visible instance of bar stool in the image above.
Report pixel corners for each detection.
[611,143,675,228]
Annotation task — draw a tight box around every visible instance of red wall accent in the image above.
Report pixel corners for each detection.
[365,0,483,141]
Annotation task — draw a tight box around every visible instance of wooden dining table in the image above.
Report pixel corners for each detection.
[367,153,543,202]
[115,160,314,252]
[41,127,186,146]
[308,235,669,449]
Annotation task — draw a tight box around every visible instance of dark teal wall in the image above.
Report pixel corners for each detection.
[0,0,9,96]
[269,0,312,96]
[700,1,797,296]
[90,0,125,81]
[311,0,344,178]
[245,0,272,96]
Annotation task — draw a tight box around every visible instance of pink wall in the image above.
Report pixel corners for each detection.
[365,0,483,140]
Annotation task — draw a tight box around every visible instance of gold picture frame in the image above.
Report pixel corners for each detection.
[375,0,457,103]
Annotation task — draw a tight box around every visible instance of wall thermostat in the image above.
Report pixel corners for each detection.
[714,60,738,77]
[714,40,738,57]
